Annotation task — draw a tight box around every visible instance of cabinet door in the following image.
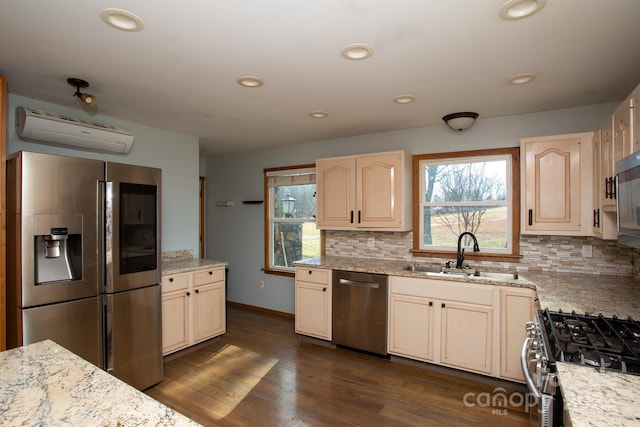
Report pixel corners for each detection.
[316,157,356,228]
[613,99,633,166]
[388,294,434,361]
[592,130,603,237]
[600,119,616,211]
[522,136,581,233]
[632,84,640,154]
[357,152,403,228]
[192,282,225,343]
[440,301,493,374]
[295,281,331,340]
[500,288,537,382]
[161,290,189,355]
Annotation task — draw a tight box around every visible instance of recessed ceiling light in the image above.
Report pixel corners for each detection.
[508,72,538,85]
[341,43,374,60]
[393,95,416,104]
[237,76,264,87]
[499,0,546,20]
[100,8,144,32]
[309,111,328,119]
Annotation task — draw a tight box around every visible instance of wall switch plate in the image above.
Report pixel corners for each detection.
[582,245,593,258]
[258,280,264,289]
[367,237,375,248]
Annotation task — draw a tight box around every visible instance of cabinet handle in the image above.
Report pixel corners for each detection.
[528,209,533,226]
[350,210,354,224]
[594,209,600,228]
[429,301,433,306]
[323,287,326,292]
[186,292,190,296]
[441,303,446,308]
[605,177,610,199]
[358,210,361,224]
[611,176,618,200]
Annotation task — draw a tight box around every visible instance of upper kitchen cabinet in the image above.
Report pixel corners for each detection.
[316,151,412,231]
[633,84,640,154]
[521,132,593,235]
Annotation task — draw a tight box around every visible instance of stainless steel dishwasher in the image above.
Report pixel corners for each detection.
[332,270,388,356]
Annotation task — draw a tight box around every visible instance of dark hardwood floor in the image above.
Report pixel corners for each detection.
[146,305,537,426]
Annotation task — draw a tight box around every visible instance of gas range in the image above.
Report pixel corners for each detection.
[522,309,640,426]
[539,309,640,374]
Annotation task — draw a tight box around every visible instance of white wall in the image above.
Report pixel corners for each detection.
[206,102,618,314]
[7,94,201,257]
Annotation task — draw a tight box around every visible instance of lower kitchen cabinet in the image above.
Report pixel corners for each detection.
[388,276,497,376]
[295,267,332,340]
[161,266,226,355]
[440,301,493,374]
[500,287,538,382]
[388,293,434,362]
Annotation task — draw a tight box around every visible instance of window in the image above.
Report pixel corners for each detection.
[413,148,520,261]
[264,165,321,275]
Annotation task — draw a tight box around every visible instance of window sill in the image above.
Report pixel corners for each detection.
[262,268,295,278]
[410,249,521,263]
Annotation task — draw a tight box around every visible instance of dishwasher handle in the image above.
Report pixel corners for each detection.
[339,278,380,289]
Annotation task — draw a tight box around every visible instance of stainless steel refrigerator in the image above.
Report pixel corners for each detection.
[7,151,163,390]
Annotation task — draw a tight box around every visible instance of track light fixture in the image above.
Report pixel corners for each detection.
[442,112,479,131]
[67,77,96,107]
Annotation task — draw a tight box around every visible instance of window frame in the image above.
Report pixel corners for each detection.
[411,148,520,262]
[263,164,321,277]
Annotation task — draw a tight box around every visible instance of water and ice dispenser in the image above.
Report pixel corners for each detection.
[34,217,83,285]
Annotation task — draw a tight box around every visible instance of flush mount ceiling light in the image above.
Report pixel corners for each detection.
[499,0,546,20]
[393,95,416,104]
[67,77,96,107]
[100,8,144,32]
[508,72,538,85]
[237,76,264,87]
[309,111,329,119]
[341,43,374,60]
[442,112,479,131]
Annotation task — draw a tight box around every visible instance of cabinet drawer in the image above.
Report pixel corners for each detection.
[162,273,189,293]
[390,276,494,306]
[193,267,225,287]
[295,267,330,285]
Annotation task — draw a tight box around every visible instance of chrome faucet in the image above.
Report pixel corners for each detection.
[456,232,480,269]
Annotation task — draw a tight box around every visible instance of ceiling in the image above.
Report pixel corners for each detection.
[1,1,639,156]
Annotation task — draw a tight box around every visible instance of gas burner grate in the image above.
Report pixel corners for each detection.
[539,309,640,375]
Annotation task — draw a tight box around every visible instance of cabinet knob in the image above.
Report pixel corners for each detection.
[308,270,312,275]
[323,287,326,292]
[441,303,446,308]
[429,301,433,306]
[209,271,213,275]
[186,292,191,296]
[195,289,199,294]
[169,278,173,282]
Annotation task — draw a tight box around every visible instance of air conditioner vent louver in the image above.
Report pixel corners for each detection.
[15,106,134,154]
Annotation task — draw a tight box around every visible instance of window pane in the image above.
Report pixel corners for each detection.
[273,184,316,219]
[423,205,508,249]
[425,160,507,203]
[272,221,320,268]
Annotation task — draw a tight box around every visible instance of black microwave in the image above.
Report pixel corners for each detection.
[617,152,640,248]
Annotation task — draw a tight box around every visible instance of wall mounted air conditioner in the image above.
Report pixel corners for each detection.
[15,106,135,154]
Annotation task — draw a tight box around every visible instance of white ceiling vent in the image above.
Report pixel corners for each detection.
[15,107,134,154]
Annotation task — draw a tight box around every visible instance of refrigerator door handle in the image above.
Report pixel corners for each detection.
[104,181,114,293]
[104,295,115,372]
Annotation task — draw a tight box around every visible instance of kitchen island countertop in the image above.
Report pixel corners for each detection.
[0,340,200,426]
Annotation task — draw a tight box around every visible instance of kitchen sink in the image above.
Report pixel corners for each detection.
[403,265,443,273]
[470,271,519,280]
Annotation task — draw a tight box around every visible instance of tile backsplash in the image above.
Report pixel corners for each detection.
[325,231,636,277]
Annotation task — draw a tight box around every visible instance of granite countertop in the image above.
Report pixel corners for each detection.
[556,363,640,427]
[0,340,200,426]
[294,256,536,289]
[162,257,228,275]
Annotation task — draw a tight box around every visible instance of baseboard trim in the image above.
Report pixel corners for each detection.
[227,300,294,319]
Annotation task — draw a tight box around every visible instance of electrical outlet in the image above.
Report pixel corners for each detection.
[367,237,375,248]
[582,245,593,258]
[258,280,264,289]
